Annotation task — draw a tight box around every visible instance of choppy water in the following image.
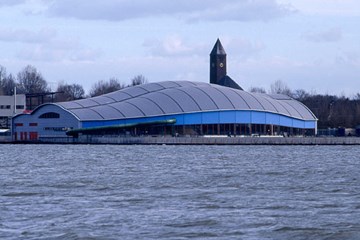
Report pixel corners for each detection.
[0,144,360,240]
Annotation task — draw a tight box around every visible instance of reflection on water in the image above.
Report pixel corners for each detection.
[0,144,360,239]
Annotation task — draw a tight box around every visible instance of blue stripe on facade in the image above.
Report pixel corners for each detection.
[82,110,317,129]
[251,112,266,124]
[203,112,219,124]
[236,111,251,124]
[219,111,235,123]
[184,112,202,124]
[266,113,280,125]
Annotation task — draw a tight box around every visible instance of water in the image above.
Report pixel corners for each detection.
[0,144,360,240]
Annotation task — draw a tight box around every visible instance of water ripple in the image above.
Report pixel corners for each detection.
[0,144,360,239]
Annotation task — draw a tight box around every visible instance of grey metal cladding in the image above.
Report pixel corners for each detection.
[252,94,278,113]
[263,96,291,115]
[197,86,234,109]
[140,82,165,92]
[176,81,198,87]
[236,91,264,110]
[279,101,303,118]
[283,100,314,120]
[215,87,250,109]
[161,88,200,112]
[122,86,148,97]
[143,92,183,114]
[104,91,132,102]
[72,99,100,108]
[90,105,124,119]
[70,108,104,120]
[268,94,292,100]
[56,101,84,109]
[55,81,316,121]
[90,96,116,105]
[179,86,217,110]
[127,97,164,116]
[157,81,181,89]
[109,102,145,118]
[192,81,210,87]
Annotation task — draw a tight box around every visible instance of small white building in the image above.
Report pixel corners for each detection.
[0,94,26,129]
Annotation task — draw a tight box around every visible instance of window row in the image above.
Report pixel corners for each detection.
[73,123,315,137]
[0,105,25,110]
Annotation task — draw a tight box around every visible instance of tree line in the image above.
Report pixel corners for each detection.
[1,65,359,129]
[0,65,147,102]
[250,80,360,129]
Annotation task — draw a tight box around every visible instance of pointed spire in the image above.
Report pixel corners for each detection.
[210,38,226,55]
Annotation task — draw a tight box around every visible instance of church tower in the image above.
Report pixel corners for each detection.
[209,39,243,90]
[210,39,227,85]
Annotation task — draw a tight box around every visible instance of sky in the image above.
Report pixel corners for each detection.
[0,0,359,96]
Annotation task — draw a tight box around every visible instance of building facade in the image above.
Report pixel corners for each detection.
[0,94,26,129]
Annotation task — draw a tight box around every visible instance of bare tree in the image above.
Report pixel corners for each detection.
[0,65,6,80]
[292,89,310,101]
[17,65,48,94]
[56,82,85,102]
[0,65,7,95]
[0,66,17,95]
[89,78,125,97]
[130,74,148,86]
[269,79,292,96]
[249,86,266,93]
[353,93,360,101]
[1,74,16,95]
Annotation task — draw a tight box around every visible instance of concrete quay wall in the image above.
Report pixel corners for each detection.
[71,136,360,145]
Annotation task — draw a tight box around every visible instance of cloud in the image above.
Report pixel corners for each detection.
[302,28,342,43]
[187,0,296,22]
[46,0,295,22]
[16,44,102,62]
[143,36,204,57]
[225,38,266,59]
[284,0,360,16]
[0,27,57,43]
[47,0,211,21]
[0,0,26,7]
[143,36,265,62]
[16,38,102,62]
[0,27,102,62]
[335,51,360,66]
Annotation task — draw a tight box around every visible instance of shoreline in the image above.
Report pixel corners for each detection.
[2,136,360,145]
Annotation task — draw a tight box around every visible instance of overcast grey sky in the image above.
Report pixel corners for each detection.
[0,0,359,96]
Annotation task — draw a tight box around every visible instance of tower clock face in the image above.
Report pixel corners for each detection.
[219,62,224,68]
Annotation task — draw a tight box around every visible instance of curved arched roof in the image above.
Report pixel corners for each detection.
[54,81,317,121]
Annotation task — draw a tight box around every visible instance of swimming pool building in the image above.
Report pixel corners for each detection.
[12,40,317,141]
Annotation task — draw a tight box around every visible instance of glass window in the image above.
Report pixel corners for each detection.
[39,112,60,119]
